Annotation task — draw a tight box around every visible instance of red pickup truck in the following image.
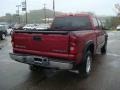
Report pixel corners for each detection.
[10,13,108,77]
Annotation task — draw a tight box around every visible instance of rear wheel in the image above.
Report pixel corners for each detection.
[78,51,92,78]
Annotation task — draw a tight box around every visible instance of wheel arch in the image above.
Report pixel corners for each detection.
[84,40,95,56]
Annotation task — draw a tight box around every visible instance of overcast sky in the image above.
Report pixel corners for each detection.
[0,0,120,16]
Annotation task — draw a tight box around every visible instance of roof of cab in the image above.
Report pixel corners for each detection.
[55,12,95,18]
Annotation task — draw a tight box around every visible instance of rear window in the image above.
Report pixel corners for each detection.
[52,16,92,30]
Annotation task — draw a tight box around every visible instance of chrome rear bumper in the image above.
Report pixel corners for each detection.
[9,53,73,70]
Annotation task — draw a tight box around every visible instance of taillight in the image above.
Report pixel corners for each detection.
[69,35,77,54]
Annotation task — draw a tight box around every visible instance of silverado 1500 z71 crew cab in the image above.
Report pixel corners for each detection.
[10,13,108,77]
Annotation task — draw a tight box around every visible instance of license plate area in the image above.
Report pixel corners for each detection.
[34,57,49,65]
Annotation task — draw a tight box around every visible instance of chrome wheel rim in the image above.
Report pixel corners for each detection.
[86,56,91,73]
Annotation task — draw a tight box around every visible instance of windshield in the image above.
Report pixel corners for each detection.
[52,16,92,30]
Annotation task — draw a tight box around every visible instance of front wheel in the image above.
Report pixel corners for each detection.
[101,41,107,55]
[78,51,92,78]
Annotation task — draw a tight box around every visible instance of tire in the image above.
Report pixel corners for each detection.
[101,41,107,55]
[78,51,92,78]
[1,34,6,40]
[29,65,43,72]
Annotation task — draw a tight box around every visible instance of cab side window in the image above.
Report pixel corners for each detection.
[92,17,103,30]
[92,17,99,29]
[97,19,103,30]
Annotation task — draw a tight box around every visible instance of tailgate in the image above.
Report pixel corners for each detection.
[13,30,70,56]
